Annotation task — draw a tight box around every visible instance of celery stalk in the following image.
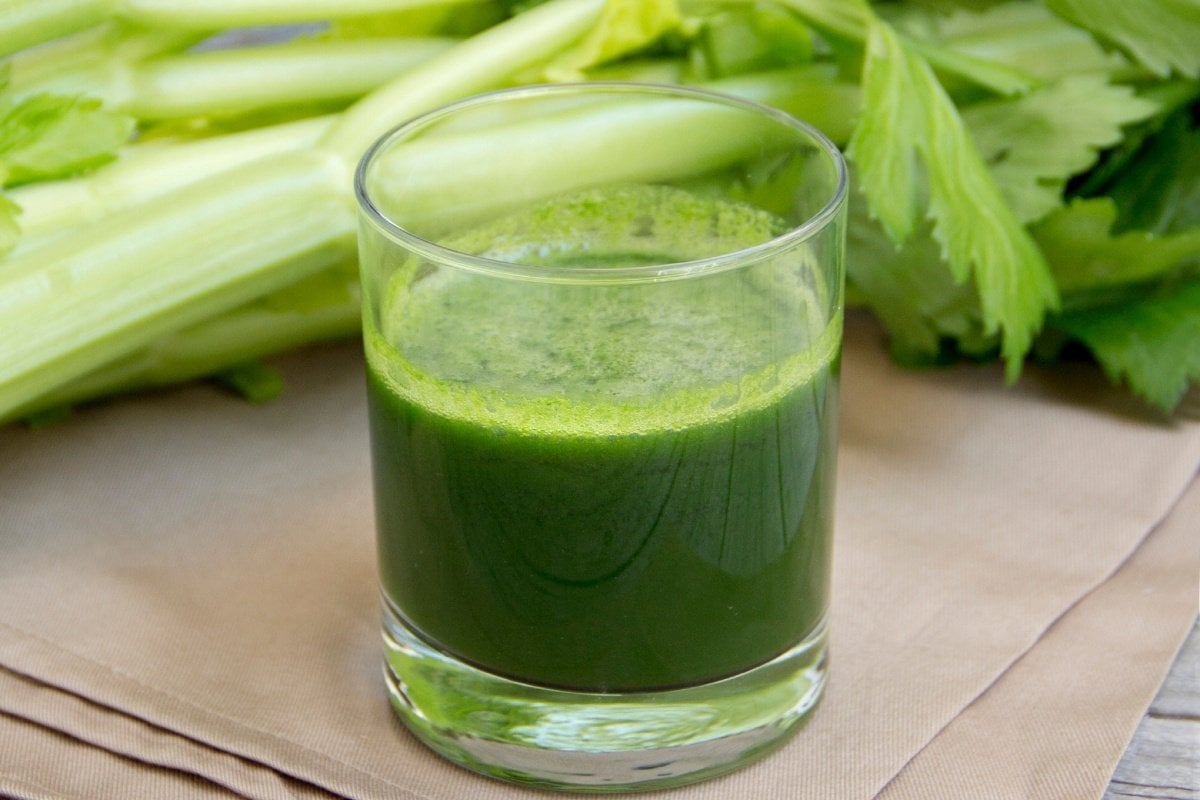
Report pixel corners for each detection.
[126,38,458,120]
[5,23,201,94]
[3,265,361,423]
[5,65,848,419]
[12,36,457,121]
[118,0,490,29]
[322,0,604,160]
[0,148,355,415]
[0,0,484,57]
[365,69,854,236]
[0,0,111,58]
[8,115,332,249]
[715,66,860,146]
[0,0,605,419]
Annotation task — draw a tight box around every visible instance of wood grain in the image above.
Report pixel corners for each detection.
[1105,619,1200,800]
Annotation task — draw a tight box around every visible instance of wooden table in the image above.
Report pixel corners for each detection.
[1106,618,1200,799]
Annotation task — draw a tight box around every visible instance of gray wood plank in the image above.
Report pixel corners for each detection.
[1153,622,1200,721]
[1106,718,1199,799]
[1105,620,1200,800]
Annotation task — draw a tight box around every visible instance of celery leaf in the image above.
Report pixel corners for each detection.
[846,197,985,363]
[1099,109,1200,236]
[1033,197,1200,296]
[539,0,683,80]
[931,1,1129,82]
[1044,0,1200,78]
[211,361,285,404]
[963,75,1159,223]
[776,0,872,43]
[845,18,921,244]
[0,91,135,187]
[1053,276,1200,411]
[688,3,815,79]
[909,43,1060,376]
[848,16,1059,377]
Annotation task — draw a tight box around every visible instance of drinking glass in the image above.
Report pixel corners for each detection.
[355,82,847,792]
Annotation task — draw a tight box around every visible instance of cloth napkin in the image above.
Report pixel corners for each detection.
[1,312,1196,800]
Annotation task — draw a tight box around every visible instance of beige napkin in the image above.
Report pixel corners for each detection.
[877,480,1200,800]
[1,313,1197,800]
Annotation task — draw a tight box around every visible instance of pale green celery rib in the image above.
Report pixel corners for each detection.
[322,0,606,160]
[5,23,201,94]
[15,37,458,121]
[366,70,842,237]
[584,57,687,85]
[14,65,852,420]
[0,0,478,57]
[117,0,487,29]
[8,115,333,251]
[713,66,861,146]
[0,0,113,59]
[19,68,848,420]
[0,148,356,416]
[3,266,361,424]
[0,0,605,420]
[581,62,862,145]
[132,37,457,119]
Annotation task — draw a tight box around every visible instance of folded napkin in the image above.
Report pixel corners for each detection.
[878,478,1199,800]
[1,313,1196,800]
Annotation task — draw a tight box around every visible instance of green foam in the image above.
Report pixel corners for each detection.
[367,183,837,437]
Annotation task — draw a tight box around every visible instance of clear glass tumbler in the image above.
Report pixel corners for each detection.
[355,82,847,792]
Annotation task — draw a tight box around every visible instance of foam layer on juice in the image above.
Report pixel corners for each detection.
[367,185,839,437]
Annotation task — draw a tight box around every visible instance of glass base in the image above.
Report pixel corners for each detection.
[381,604,828,793]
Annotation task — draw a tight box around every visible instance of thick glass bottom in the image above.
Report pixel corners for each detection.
[381,602,828,793]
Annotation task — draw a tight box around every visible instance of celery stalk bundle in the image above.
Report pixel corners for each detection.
[0,0,1196,425]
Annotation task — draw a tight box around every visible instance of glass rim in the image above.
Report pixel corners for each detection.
[354,81,849,284]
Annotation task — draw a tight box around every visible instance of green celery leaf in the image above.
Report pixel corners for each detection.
[1052,276,1200,411]
[785,0,1035,96]
[1033,197,1200,296]
[1065,87,1196,208]
[774,0,872,43]
[22,405,72,430]
[0,91,135,187]
[909,41,1060,376]
[845,195,989,363]
[211,361,285,404]
[929,1,1129,82]
[845,18,921,244]
[688,2,814,79]
[539,0,683,80]
[847,15,1059,375]
[1044,0,1200,78]
[962,74,1159,223]
[1101,109,1200,236]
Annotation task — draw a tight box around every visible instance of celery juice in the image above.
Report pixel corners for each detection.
[364,185,839,692]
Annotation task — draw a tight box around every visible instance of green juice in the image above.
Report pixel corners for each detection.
[365,186,839,692]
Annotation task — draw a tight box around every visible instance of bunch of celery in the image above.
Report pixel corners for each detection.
[0,0,1196,425]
